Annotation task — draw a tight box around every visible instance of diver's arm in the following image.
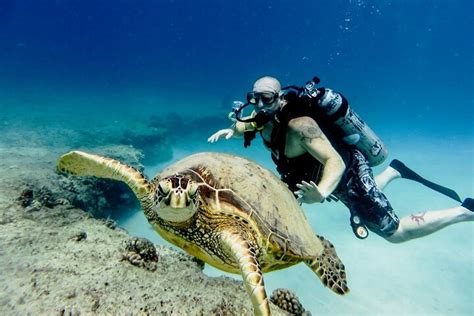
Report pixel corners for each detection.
[289,116,346,202]
[233,121,255,136]
[208,120,255,143]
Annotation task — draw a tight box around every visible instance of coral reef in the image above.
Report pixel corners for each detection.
[19,186,71,212]
[270,288,311,316]
[121,237,159,271]
[56,175,137,218]
[17,177,135,219]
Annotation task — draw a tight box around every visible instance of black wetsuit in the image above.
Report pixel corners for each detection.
[251,88,400,238]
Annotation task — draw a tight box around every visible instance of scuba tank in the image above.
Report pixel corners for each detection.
[301,77,388,167]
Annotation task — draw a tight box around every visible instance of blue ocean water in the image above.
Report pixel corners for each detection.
[1,1,473,315]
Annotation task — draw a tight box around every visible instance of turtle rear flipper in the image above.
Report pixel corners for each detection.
[305,235,349,295]
[57,150,154,204]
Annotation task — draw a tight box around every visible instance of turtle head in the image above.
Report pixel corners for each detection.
[153,175,200,222]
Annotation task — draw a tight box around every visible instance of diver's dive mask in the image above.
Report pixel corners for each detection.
[246,91,278,105]
[231,91,279,129]
[232,101,274,130]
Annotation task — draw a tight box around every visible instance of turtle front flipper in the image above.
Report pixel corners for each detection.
[305,235,349,295]
[57,151,154,207]
[221,232,270,316]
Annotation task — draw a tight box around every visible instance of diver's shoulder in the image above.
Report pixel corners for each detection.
[287,116,321,131]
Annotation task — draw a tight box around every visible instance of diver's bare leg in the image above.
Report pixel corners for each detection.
[386,205,474,243]
[375,166,401,191]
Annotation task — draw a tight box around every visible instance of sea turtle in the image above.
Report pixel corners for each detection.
[57,151,349,315]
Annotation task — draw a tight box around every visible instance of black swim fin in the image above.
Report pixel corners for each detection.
[389,159,462,202]
[461,198,474,212]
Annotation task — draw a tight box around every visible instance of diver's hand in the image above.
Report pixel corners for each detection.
[295,180,327,204]
[207,129,234,143]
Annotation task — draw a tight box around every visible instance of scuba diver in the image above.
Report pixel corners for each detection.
[208,76,474,242]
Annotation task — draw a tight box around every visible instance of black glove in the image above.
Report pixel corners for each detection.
[243,131,257,148]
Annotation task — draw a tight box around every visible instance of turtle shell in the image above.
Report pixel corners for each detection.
[156,152,324,259]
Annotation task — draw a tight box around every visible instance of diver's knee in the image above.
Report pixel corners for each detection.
[384,230,405,244]
[384,224,414,243]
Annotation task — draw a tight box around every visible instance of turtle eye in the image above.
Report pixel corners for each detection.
[187,182,199,199]
[157,180,171,196]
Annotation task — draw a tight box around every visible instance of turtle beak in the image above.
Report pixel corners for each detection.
[169,189,189,208]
